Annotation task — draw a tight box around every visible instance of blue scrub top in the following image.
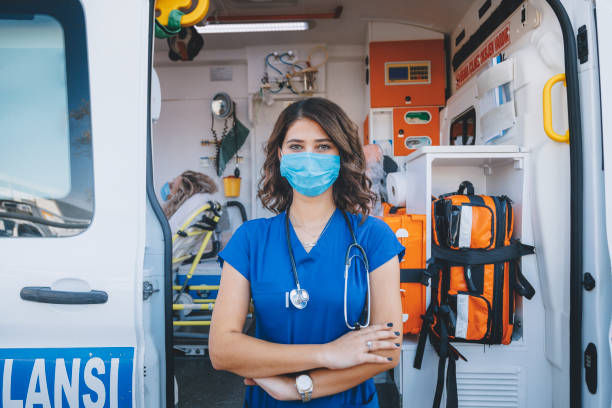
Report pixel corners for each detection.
[218,209,405,408]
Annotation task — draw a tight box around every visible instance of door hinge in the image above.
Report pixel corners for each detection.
[577,25,588,64]
[143,281,159,300]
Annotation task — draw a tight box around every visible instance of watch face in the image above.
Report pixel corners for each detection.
[296,374,313,391]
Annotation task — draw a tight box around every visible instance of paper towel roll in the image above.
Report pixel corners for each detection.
[386,172,409,207]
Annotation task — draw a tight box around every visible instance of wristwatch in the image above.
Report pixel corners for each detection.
[295,374,313,402]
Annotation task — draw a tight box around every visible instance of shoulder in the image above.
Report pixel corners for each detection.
[232,213,283,239]
[346,212,404,271]
[345,212,395,238]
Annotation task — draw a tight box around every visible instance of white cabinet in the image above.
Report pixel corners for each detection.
[394,146,551,408]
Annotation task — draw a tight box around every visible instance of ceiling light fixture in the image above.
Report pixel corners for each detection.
[195,21,309,34]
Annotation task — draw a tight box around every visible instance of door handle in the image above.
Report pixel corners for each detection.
[20,286,108,305]
[542,73,569,143]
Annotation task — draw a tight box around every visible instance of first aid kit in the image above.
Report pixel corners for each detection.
[414,181,536,408]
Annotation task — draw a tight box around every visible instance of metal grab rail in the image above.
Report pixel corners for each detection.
[542,73,570,143]
[173,303,214,311]
[172,285,219,291]
[174,321,211,326]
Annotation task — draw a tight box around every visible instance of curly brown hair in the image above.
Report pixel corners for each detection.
[163,170,218,218]
[258,97,375,217]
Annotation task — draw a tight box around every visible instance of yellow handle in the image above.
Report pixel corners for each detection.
[155,0,210,27]
[542,73,569,143]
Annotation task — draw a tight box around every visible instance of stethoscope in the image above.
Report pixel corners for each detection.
[285,209,371,330]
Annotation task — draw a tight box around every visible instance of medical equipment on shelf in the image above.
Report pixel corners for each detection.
[285,210,371,330]
[258,47,328,100]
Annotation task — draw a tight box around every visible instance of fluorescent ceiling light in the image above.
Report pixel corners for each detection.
[196,21,309,34]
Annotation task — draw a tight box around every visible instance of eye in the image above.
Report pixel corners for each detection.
[289,144,303,151]
[318,143,332,151]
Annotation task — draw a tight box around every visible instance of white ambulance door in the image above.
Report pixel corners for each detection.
[0,1,148,407]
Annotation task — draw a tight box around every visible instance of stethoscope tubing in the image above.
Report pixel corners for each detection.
[285,209,371,330]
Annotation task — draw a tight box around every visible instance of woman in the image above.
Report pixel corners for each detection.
[160,170,217,219]
[210,97,404,407]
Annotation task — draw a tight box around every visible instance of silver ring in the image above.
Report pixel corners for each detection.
[366,341,373,351]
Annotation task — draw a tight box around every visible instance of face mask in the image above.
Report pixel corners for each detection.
[160,182,171,202]
[280,152,341,197]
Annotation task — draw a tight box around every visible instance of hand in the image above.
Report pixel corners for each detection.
[319,323,400,370]
[243,376,299,401]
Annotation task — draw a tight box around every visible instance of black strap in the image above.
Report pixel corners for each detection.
[513,260,536,299]
[433,310,449,408]
[433,353,446,408]
[457,180,475,195]
[432,240,535,265]
[446,357,458,408]
[400,268,425,283]
[432,306,459,408]
[414,305,434,369]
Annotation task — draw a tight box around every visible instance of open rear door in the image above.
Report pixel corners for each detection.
[0,0,149,406]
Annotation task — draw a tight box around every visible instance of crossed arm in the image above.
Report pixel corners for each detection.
[209,255,402,400]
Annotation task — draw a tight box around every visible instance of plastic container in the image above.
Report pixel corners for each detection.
[223,176,241,197]
[382,213,426,334]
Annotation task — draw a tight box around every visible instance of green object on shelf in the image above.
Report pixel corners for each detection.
[404,111,431,124]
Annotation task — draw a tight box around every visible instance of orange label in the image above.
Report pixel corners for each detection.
[456,23,511,89]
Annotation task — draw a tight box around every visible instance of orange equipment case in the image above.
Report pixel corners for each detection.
[369,40,445,108]
[393,107,440,156]
[382,212,426,334]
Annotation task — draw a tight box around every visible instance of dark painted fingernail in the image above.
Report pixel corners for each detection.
[386,322,393,327]
[394,331,400,336]
[387,357,393,361]
[395,343,400,347]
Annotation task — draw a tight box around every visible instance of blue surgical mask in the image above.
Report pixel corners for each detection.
[160,182,171,201]
[280,152,341,197]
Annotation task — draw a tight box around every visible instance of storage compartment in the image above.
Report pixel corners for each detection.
[393,107,440,156]
[369,40,445,107]
[394,146,539,407]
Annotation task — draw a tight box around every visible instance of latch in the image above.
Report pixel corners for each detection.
[143,281,160,300]
[577,25,588,64]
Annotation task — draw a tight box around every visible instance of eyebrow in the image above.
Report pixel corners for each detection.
[285,138,331,143]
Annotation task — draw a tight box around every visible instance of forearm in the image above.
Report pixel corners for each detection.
[309,345,401,399]
[209,330,327,378]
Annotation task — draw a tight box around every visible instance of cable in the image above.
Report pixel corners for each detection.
[265,53,283,77]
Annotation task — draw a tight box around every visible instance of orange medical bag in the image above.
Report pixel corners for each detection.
[414,181,536,408]
[382,212,426,334]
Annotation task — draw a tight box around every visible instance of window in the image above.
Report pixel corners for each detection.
[0,1,93,237]
[450,107,476,146]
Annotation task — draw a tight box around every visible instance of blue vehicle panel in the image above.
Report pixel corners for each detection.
[0,347,133,408]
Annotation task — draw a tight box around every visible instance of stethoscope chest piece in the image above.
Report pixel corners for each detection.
[290,288,309,309]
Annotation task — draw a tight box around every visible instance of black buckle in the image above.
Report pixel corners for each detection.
[420,269,432,286]
[177,230,187,237]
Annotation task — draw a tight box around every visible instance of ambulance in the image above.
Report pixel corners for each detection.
[0,0,610,407]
